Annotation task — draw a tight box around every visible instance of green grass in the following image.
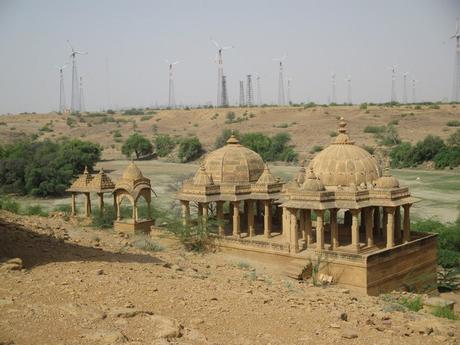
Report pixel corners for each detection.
[431,306,458,320]
[236,261,252,269]
[398,296,423,312]
[131,236,164,252]
[446,120,460,127]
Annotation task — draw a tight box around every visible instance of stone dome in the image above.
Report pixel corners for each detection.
[204,135,265,184]
[301,167,325,191]
[122,161,144,181]
[374,159,399,189]
[308,118,381,187]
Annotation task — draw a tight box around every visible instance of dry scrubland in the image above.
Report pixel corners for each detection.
[0,211,459,345]
[1,104,460,160]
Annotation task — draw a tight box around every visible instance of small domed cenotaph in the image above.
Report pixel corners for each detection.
[177,119,438,295]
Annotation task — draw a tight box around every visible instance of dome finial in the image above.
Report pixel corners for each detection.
[226,131,240,145]
[338,117,347,134]
[83,165,89,174]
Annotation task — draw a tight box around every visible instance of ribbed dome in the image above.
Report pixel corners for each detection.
[374,159,399,189]
[122,161,144,181]
[301,168,325,191]
[204,135,265,184]
[308,118,380,187]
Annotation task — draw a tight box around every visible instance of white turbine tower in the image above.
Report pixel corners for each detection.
[165,59,180,108]
[388,65,398,103]
[451,18,460,102]
[255,74,262,106]
[211,39,233,107]
[402,72,409,104]
[345,75,352,104]
[273,54,287,106]
[67,40,87,112]
[57,63,67,113]
[287,78,292,105]
[411,79,418,104]
[79,76,85,112]
[331,72,337,104]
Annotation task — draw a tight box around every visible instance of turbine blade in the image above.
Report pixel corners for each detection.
[67,40,74,52]
[75,51,87,55]
[172,61,180,65]
[222,46,234,50]
[211,39,220,48]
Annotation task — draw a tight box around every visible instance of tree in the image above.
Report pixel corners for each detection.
[178,137,203,162]
[121,133,153,159]
[447,129,460,147]
[154,134,176,157]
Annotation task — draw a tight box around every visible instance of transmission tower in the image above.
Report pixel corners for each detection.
[239,80,245,107]
[221,75,228,107]
[273,55,286,105]
[345,75,352,104]
[67,40,87,113]
[451,18,460,102]
[79,76,85,112]
[388,65,397,103]
[246,75,254,106]
[166,60,180,108]
[402,72,409,104]
[57,63,67,113]
[211,39,233,107]
[256,74,262,106]
[411,79,417,103]
[331,73,337,104]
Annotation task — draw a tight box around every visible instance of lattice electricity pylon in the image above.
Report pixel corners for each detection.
[239,80,245,107]
[221,75,228,107]
[246,75,254,106]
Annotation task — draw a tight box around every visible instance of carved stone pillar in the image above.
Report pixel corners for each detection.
[247,200,255,238]
[84,192,91,218]
[365,207,374,247]
[98,193,104,215]
[403,204,411,243]
[330,208,339,249]
[232,201,241,237]
[305,209,312,246]
[264,199,272,239]
[386,207,395,249]
[316,210,325,251]
[351,209,360,251]
[181,200,190,226]
[216,201,224,236]
[290,209,299,253]
[299,209,306,241]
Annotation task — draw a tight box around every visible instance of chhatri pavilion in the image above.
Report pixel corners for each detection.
[177,119,438,295]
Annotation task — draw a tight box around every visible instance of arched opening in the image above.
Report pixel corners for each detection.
[118,195,134,221]
[136,194,151,221]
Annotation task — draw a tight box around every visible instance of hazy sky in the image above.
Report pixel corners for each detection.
[0,0,459,113]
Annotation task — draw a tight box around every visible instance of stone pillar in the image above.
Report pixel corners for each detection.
[305,209,313,246]
[394,206,401,242]
[365,207,374,247]
[247,200,255,238]
[282,207,288,241]
[216,201,224,236]
[344,210,352,227]
[316,210,325,251]
[351,209,360,251]
[264,200,271,239]
[98,193,104,215]
[403,204,411,243]
[299,209,306,241]
[330,208,339,249]
[232,201,240,237]
[290,209,299,253]
[373,206,380,236]
[202,202,209,229]
[386,207,395,249]
[71,193,76,216]
[132,201,137,221]
[84,192,91,217]
[181,201,190,226]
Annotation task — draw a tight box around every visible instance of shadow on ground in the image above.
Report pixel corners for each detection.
[0,218,163,269]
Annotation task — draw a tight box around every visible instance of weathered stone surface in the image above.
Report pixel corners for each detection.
[108,307,153,318]
[83,329,127,344]
[341,329,358,339]
[147,314,183,339]
[423,297,455,312]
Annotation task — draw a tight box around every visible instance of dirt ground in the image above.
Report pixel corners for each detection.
[1,105,459,160]
[0,211,459,345]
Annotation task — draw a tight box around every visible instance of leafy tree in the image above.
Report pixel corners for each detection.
[447,129,460,147]
[154,134,176,157]
[178,137,203,162]
[121,133,153,159]
[241,133,272,161]
[411,135,445,165]
[434,147,460,169]
[390,142,414,168]
[240,132,298,162]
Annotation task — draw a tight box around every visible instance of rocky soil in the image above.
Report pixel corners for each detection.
[0,210,458,345]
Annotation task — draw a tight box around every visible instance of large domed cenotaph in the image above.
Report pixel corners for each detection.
[177,120,438,295]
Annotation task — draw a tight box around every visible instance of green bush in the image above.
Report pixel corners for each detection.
[0,195,20,213]
[364,125,385,134]
[431,306,458,320]
[359,103,368,110]
[121,133,153,159]
[434,146,460,169]
[0,138,101,196]
[123,108,144,115]
[225,111,236,123]
[390,142,414,168]
[23,204,48,217]
[310,145,323,153]
[398,296,423,312]
[240,132,298,162]
[107,109,115,115]
[411,135,445,165]
[154,134,175,157]
[446,120,460,127]
[447,129,460,146]
[132,236,164,252]
[429,104,440,110]
[91,206,116,229]
[140,115,153,121]
[178,137,203,162]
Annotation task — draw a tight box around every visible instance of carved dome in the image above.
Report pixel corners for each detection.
[374,159,399,189]
[203,135,265,184]
[301,167,325,191]
[308,118,381,187]
[122,161,144,181]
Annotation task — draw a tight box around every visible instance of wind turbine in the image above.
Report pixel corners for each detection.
[79,76,85,112]
[67,40,87,112]
[411,78,418,104]
[287,78,292,105]
[56,63,67,113]
[451,18,460,102]
[345,75,352,104]
[165,59,180,108]
[331,72,337,104]
[273,54,287,106]
[402,72,409,104]
[211,38,234,107]
[388,65,398,103]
